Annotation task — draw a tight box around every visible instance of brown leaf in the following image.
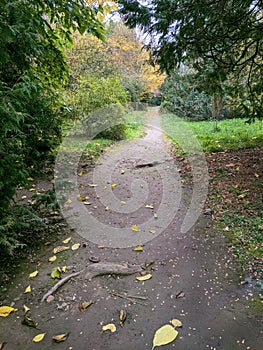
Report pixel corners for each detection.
[22,315,38,328]
[52,333,69,343]
[119,309,126,327]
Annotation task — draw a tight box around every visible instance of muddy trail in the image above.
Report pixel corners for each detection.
[0,110,262,350]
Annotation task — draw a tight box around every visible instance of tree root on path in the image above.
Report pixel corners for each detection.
[41,262,142,303]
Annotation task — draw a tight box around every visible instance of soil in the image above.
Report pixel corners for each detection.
[0,110,262,350]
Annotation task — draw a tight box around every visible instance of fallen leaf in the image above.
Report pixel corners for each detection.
[29,270,38,279]
[51,267,61,279]
[131,224,138,232]
[121,169,125,174]
[77,194,86,201]
[145,204,154,209]
[52,333,69,343]
[24,285,31,293]
[255,173,259,178]
[0,306,18,317]
[61,265,67,273]
[154,213,158,219]
[27,177,34,181]
[88,183,97,187]
[136,274,152,281]
[170,318,182,328]
[119,309,126,327]
[83,201,91,205]
[48,255,57,263]
[65,199,72,204]
[121,201,126,205]
[105,206,109,211]
[152,324,178,350]
[49,211,59,215]
[62,237,71,244]
[149,229,156,234]
[133,246,144,252]
[53,246,70,254]
[111,183,117,187]
[23,305,30,313]
[175,291,185,299]
[22,315,38,328]
[32,333,46,343]
[102,323,116,332]
[71,243,80,251]
[79,301,93,312]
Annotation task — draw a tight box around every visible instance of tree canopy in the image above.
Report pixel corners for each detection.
[119,1,263,118]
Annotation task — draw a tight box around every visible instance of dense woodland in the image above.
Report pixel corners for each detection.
[0,0,262,269]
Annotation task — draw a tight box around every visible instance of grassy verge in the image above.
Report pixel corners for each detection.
[161,113,263,152]
[161,112,263,280]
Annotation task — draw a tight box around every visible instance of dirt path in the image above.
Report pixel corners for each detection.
[0,110,262,350]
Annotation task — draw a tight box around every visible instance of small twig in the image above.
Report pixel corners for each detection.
[41,269,84,303]
[111,292,149,305]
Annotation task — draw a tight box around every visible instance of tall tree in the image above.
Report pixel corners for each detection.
[119,0,263,118]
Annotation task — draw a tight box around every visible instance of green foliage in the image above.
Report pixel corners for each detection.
[160,69,212,120]
[0,0,106,253]
[161,113,263,153]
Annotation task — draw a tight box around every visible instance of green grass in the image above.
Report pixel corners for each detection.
[123,110,147,139]
[161,113,263,152]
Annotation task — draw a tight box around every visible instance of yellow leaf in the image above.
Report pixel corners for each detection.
[136,273,152,281]
[77,194,86,201]
[49,211,59,215]
[48,255,57,263]
[0,306,18,317]
[23,305,30,313]
[121,201,126,205]
[27,177,34,181]
[32,333,46,343]
[152,324,178,350]
[61,266,67,273]
[52,333,69,343]
[29,270,38,279]
[71,243,80,251]
[51,267,61,279]
[62,237,71,244]
[133,246,144,252]
[131,225,138,232]
[83,201,91,205]
[149,229,156,234]
[50,179,55,184]
[97,11,105,22]
[79,301,93,311]
[170,318,182,328]
[105,206,109,211]
[65,199,72,204]
[53,246,70,254]
[24,285,31,293]
[145,204,154,209]
[111,183,117,188]
[102,323,116,332]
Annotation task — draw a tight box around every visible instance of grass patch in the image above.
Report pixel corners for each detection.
[161,112,263,279]
[161,113,263,152]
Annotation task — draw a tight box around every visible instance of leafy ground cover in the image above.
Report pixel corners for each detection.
[162,113,263,285]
